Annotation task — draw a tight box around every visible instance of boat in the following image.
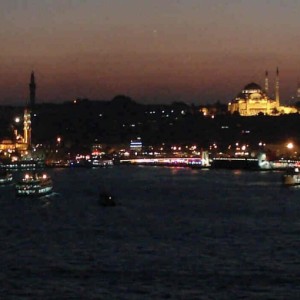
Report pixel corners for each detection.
[282,167,300,186]
[99,191,116,207]
[15,172,53,197]
[0,169,13,185]
[2,158,45,171]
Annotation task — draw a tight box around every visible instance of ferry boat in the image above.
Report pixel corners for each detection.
[2,159,45,171]
[15,172,53,197]
[282,167,300,186]
[91,157,114,167]
[0,169,13,185]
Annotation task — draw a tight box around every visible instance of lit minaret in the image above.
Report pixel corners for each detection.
[29,71,36,109]
[275,67,280,106]
[264,70,269,96]
[23,72,34,148]
[23,107,31,147]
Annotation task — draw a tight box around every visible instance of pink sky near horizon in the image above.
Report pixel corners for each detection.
[1,0,300,105]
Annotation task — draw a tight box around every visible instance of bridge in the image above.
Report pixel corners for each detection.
[120,152,210,168]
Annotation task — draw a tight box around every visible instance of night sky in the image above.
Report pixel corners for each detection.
[1,0,300,105]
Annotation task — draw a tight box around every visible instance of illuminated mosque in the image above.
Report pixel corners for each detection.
[0,72,35,156]
[228,69,297,116]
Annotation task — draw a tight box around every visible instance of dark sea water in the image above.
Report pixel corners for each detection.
[1,166,299,299]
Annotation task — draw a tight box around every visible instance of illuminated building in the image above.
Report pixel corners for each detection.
[0,72,34,156]
[228,69,297,116]
[130,137,142,153]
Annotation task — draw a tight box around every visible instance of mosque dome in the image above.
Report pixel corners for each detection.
[229,69,284,116]
[236,82,263,99]
[243,82,262,91]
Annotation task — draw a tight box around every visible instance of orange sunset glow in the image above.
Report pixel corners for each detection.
[1,0,300,105]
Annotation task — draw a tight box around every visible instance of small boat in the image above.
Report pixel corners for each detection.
[15,172,53,197]
[282,167,300,186]
[99,191,116,207]
[0,169,13,185]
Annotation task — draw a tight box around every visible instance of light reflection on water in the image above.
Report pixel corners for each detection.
[0,166,299,299]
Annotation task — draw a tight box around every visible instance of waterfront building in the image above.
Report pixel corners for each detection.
[228,69,297,116]
[130,137,142,154]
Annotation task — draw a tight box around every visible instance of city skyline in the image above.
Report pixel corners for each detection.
[1,0,300,105]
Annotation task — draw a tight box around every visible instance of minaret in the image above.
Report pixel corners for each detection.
[24,72,34,148]
[23,107,31,147]
[297,80,300,99]
[275,67,280,106]
[264,70,269,96]
[29,71,36,109]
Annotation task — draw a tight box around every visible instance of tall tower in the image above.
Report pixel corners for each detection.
[275,67,280,106]
[23,71,34,148]
[297,80,300,99]
[29,71,36,109]
[23,107,31,147]
[264,70,269,96]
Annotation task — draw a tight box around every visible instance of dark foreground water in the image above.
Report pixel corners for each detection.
[0,166,299,299]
